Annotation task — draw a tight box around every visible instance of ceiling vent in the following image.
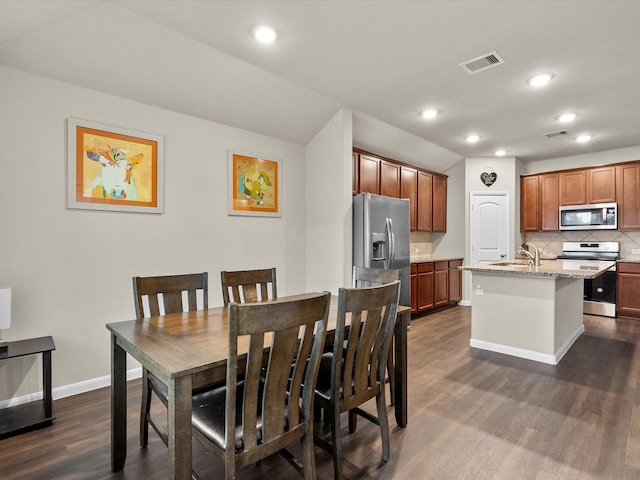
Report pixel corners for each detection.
[460,51,505,74]
[543,130,568,138]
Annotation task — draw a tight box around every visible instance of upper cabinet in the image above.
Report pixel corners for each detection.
[432,174,447,232]
[521,161,637,232]
[540,173,560,230]
[358,153,381,195]
[417,171,433,231]
[400,166,418,231]
[380,160,401,198]
[586,166,616,204]
[559,170,587,205]
[617,164,640,229]
[520,175,540,232]
[353,149,447,232]
[559,166,616,206]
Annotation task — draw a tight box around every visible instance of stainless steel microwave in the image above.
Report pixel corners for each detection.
[559,203,617,230]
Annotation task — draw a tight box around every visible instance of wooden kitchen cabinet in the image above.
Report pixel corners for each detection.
[432,174,447,232]
[410,263,418,315]
[560,169,587,205]
[412,258,463,317]
[358,153,381,195]
[521,175,540,231]
[448,259,462,302]
[521,173,558,232]
[400,166,418,231]
[617,262,640,319]
[587,166,616,204]
[417,171,433,231]
[416,262,434,313]
[540,173,560,230]
[617,163,640,229]
[380,160,401,198]
[353,148,447,233]
[434,261,449,308]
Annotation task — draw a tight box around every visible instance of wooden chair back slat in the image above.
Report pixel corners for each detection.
[133,273,208,318]
[221,268,277,306]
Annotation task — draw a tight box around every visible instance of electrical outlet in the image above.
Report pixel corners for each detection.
[475,284,484,295]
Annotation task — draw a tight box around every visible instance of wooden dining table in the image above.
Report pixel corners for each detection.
[107,293,410,480]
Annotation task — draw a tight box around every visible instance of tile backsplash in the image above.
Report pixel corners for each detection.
[522,230,640,259]
[410,231,432,255]
[411,229,640,260]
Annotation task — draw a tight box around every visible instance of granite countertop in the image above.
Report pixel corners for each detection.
[619,256,640,263]
[459,259,616,279]
[410,255,464,264]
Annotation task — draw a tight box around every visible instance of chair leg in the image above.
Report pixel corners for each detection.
[140,368,151,447]
[376,389,390,463]
[387,347,395,406]
[301,430,317,480]
[331,406,344,480]
[348,410,357,433]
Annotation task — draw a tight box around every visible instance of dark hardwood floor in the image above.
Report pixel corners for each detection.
[3,306,640,479]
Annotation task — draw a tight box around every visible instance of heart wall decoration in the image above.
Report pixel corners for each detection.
[480,168,497,187]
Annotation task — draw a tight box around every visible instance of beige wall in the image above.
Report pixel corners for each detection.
[0,66,310,401]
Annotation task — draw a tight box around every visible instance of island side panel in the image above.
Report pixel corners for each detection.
[553,277,585,355]
[470,272,586,364]
[470,273,557,357]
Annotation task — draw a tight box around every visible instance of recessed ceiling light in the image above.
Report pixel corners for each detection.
[526,73,554,87]
[576,134,592,143]
[495,150,506,156]
[421,109,438,119]
[466,135,480,143]
[558,113,577,122]
[253,25,278,44]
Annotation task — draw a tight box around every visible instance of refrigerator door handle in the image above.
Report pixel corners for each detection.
[385,217,395,269]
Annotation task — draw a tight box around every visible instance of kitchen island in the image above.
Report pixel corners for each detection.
[460,259,615,365]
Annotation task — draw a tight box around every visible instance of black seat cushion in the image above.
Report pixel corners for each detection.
[315,352,346,401]
[192,379,264,451]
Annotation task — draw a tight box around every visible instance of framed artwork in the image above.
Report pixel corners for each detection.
[67,118,164,213]
[228,149,281,217]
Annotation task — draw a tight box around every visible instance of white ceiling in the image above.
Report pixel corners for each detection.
[1,0,639,172]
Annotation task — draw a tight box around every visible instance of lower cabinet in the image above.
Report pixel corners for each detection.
[448,259,463,302]
[417,262,434,313]
[412,259,462,317]
[617,263,640,319]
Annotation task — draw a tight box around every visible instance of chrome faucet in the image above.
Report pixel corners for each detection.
[517,243,540,266]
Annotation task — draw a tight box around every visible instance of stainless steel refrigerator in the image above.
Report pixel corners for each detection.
[353,193,411,306]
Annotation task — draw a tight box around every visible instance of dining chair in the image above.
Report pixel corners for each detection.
[132,272,208,447]
[313,280,401,480]
[352,266,400,408]
[221,267,277,306]
[191,292,331,480]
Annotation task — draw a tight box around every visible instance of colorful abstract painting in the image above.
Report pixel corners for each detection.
[228,150,281,217]
[67,118,163,213]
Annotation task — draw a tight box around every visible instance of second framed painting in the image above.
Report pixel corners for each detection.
[228,149,281,217]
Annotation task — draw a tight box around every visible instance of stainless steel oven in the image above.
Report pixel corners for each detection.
[556,241,619,317]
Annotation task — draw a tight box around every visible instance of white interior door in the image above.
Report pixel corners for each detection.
[470,192,509,264]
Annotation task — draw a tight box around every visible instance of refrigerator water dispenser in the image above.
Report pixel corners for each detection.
[371,232,386,261]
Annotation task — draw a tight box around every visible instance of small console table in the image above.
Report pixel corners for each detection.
[0,336,56,437]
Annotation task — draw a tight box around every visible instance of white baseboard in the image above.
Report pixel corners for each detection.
[458,300,472,307]
[470,324,584,365]
[0,367,142,409]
